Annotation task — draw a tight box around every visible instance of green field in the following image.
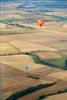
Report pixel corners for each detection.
[0,18,24,24]
[46,57,66,68]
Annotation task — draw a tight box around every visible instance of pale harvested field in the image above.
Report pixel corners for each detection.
[0,22,67,52]
[0,55,46,71]
[0,42,20,55]
[23,22,67,52]
[32,66,62,76]
[48,71,67,81]
[0,40,58,56]
[46,93,67,100]
[36,51,61,59]
[10,40,58,52]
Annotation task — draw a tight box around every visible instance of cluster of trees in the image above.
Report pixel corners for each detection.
[64,59,67,68]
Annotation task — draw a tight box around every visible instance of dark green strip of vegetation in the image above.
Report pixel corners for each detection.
[24,52,67,70]
[6,82,56,100]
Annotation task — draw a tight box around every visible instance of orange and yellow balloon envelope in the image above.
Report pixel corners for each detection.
[37,19,44,27]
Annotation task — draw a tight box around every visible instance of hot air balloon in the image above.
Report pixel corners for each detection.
[37,19,44,27]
